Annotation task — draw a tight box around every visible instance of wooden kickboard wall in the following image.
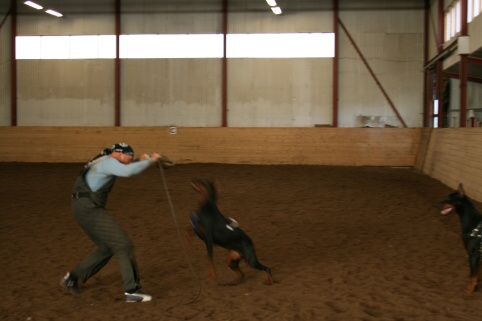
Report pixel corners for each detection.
[1,127,421,167]
[415,128,482,202]
[2,126,481,201]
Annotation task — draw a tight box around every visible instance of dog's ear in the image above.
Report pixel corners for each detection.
[458,183,465,197]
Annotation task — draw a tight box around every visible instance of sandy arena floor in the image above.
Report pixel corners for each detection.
[1,162,481,321]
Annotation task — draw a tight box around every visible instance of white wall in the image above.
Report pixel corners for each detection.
[8,5,425,128]
[227,11,334,127]
[338,9,424,127]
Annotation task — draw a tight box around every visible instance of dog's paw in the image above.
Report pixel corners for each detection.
[465,282,478,293]
[208,264,217,283]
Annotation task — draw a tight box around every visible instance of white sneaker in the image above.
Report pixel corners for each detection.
[60,272,81,294]
[125,290,153,302]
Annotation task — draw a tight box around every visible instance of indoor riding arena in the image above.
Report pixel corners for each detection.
[1,1,482,321]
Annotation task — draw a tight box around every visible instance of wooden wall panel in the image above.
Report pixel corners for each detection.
[0,127,421,167]
[416,128,482,202]
[413,128,432,172]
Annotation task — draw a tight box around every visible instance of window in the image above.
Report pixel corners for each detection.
[445,0,482,42]
[469,0,482,21]
[16,35,116,59]
[227,33,334,58]
[120,34,223,58]
[16,33,335,59]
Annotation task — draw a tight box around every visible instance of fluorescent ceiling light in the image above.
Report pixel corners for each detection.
[24,1,43,10]
[271,6,282,14]
[266,0,277,6]
[45,9,63,17]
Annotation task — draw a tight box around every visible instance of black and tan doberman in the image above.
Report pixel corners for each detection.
[437,184,482,293]
[185,179,273,285]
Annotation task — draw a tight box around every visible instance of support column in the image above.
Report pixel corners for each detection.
[436,0,444,127]
[10,0,17,126]
[459,0,468,127]
[114,0,121,126]
[423,0,430,127]
[332,0,339,127]
[221,0,228,127]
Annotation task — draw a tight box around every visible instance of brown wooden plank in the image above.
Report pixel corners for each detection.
[0,127,421,166]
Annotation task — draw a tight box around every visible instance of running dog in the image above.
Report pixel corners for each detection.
[437,184,482,293]
[185,178,273,285]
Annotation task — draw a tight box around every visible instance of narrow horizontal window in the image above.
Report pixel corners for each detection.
[70,35,116,59]
[119,34,224,58]
[16,33,335,59]
[16,35,116,59]
[227,33,334,58]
